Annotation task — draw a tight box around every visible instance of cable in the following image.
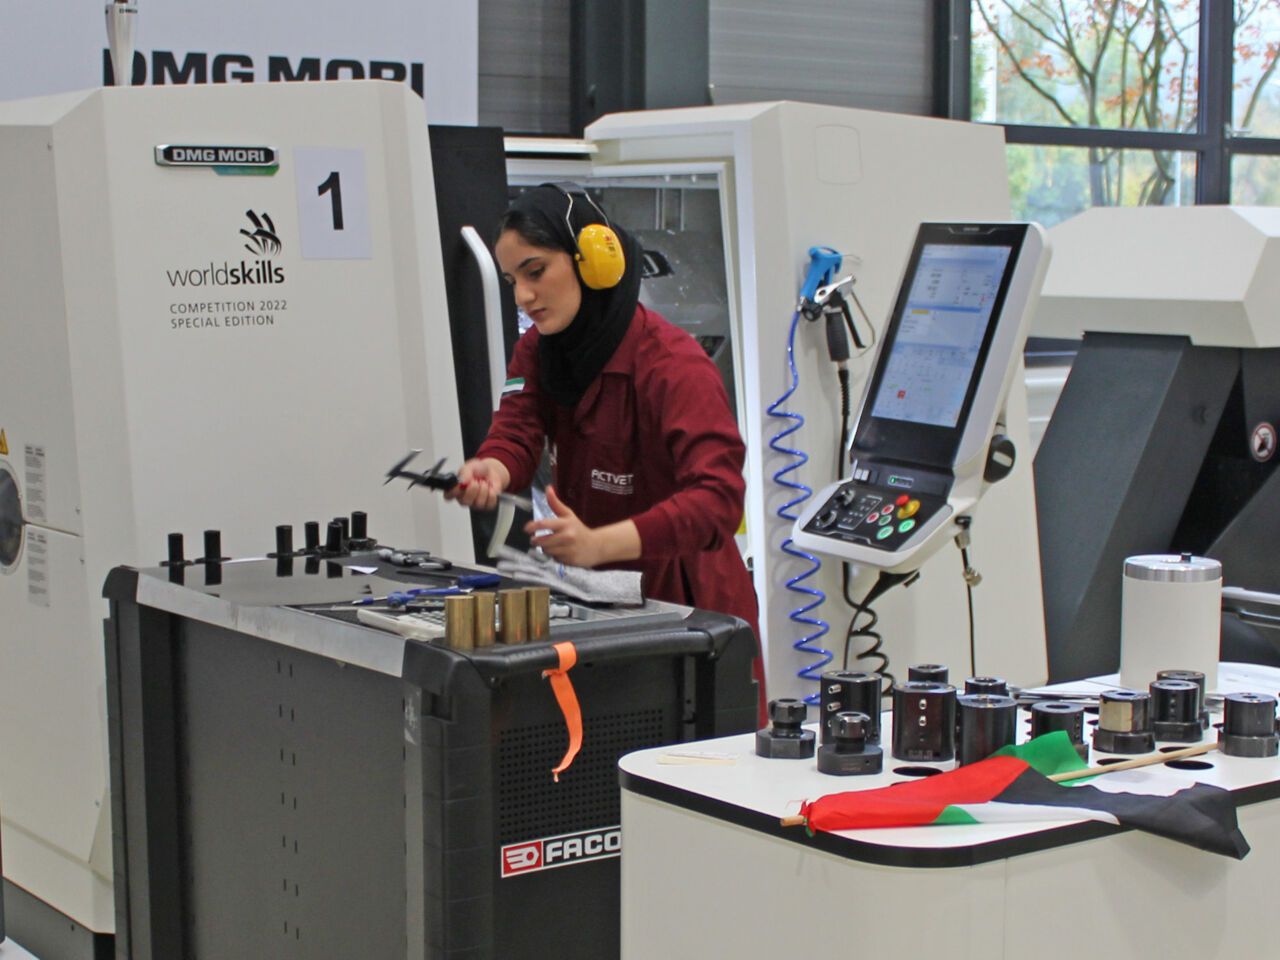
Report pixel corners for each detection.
[836,365,851,470]
[841,566,920,693]
[954,516,981,677]
[841,563,889,684]
[767,309,831,703]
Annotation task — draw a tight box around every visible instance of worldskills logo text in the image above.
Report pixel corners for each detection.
[163,209,286,288]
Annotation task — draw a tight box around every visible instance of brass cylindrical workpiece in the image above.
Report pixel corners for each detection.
[526,587,551,642]
[472,592,496,647]
[498,588,528,644]
[444,594,476,651]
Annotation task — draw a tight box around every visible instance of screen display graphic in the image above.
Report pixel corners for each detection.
[869,243,1012,428]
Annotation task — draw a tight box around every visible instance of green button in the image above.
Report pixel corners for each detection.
[898,519,916,534]
[876,525,893,541]
[878,514,892,526]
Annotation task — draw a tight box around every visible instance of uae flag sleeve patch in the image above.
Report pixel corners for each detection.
[796,732,1249,859]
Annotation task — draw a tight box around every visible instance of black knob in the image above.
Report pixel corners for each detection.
[304,521,321,553]
[324,520,343,555]
[274,525,294,557]
[351,511,368,540]
[165,532,184,566]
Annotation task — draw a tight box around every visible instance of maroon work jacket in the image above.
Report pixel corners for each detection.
[478,304,759,636]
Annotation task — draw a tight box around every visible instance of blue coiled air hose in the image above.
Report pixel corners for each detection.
[767,309,831,703]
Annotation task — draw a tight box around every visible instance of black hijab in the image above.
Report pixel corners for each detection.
[499,184,642,409]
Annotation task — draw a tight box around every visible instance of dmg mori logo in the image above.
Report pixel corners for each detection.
[500,826,621,878]
[241,210,282,256]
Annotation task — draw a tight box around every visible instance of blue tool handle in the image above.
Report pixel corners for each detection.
[799,246,842,302]
[413,586,464,597]
[457,573,501,588]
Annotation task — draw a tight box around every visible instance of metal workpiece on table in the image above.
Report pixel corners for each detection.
[1093,689,1156,754]
[473,591,497,647]
[891,681,956,762]
[956,694,1018,766]
[498,589,529,645]
[1150,680,1204,743]
[445,594,477,651]
[527,586,552,643]
[819,670,882,745]
[816,711,882,776]
[1220,692,1280,757]
[1029,700,1089,762]
[755,699,816,759]
[965,676,1009,696]
[1157,669,1210,729]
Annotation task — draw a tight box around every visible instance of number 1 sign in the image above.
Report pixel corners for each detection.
[294,147,372,259]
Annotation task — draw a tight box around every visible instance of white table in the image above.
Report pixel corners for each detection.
[618,663,1280,959]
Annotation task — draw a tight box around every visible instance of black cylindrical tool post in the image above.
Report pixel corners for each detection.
[817,712,882,775]
[819,670,881,744]
[908,664,948,684]
[1219,693,1279,757]
[891,682,956,762]
[965,676,1009,696]
[756,699,816,759]
[1157,669,1208,729]
[1029,701,1088,761]
[1150,680,1203,742]
[1093,689,1155,754]
[956,694,1017,766]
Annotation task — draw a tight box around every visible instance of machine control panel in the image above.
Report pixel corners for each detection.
[793,221,1048,572]
[801,468,951,553]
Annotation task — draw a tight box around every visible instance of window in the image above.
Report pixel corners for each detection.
[955,1,1280,222]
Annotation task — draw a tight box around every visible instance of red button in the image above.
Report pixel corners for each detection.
[895,494,909,507]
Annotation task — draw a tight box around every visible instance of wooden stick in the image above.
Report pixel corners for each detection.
[1048,741,1218,782]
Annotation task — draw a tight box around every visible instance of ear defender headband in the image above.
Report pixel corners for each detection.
[558,185,626,290]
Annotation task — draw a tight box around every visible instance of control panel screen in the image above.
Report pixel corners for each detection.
[869,243,1011,428]
[850,222,1030,469]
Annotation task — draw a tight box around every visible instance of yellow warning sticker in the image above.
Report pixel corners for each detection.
[0,429,7,456]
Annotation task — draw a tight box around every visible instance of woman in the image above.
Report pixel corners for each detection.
[447,183,759,644]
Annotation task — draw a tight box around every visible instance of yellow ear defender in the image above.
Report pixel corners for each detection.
[559,186,626,290]
[574,222,625,289]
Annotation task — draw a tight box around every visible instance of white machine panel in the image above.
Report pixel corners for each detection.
[0,81,470,930]
[585,102,1048,700]
[1035,205,1280,347]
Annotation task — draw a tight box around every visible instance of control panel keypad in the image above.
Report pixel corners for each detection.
[804,482,945,552]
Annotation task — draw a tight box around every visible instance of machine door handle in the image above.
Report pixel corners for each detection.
[460,225,506,410]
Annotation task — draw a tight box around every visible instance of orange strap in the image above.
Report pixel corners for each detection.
[543,641,583,782]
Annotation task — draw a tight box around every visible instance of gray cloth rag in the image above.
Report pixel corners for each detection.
[495,545,644,606]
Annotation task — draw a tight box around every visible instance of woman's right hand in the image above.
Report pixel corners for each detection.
[445,457,510,511]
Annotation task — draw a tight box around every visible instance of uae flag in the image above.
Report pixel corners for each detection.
[797,732,1249,859]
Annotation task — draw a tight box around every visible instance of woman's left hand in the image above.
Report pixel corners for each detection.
[525,486,640,569]
[525,486,604,568]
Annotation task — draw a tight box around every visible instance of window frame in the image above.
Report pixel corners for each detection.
[938,0,1280,205]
